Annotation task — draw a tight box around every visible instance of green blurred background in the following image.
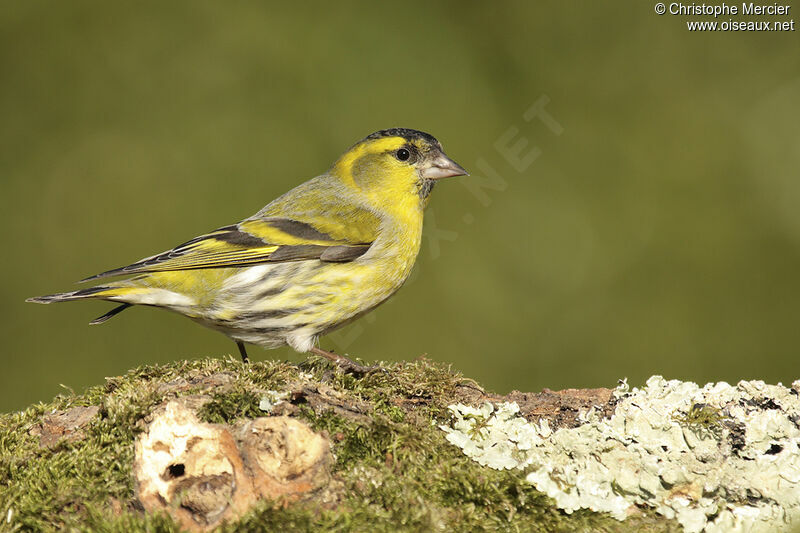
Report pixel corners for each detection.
[2,1,798,411]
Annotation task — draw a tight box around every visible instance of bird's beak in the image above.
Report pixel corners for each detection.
[420,153,469,180]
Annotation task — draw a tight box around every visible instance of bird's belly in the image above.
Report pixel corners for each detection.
[205,256,414,347]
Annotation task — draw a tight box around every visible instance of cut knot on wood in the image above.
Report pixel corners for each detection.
[133,400,334,531]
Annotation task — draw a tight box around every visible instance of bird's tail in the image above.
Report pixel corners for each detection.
[26,286,136,324]
[27,285,120,304]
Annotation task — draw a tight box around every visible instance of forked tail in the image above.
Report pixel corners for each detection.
[26,286,133,324]
[26,286,115,304]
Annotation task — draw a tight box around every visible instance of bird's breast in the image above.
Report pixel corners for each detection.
[362,211,424,287]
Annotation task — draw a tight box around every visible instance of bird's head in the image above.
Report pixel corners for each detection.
[331,128,467,213]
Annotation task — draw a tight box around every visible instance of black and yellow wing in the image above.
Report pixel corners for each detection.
[81,217,375,282]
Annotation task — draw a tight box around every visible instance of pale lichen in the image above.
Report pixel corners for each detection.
[441,376,800,533]
[258,390,288,413]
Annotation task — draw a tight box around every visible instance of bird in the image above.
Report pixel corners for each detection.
[27,128,468,371]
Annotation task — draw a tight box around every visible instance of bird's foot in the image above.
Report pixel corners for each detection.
[236,341,250,363]
[309,347,384,376]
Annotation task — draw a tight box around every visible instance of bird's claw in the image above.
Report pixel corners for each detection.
[337,360,388,377]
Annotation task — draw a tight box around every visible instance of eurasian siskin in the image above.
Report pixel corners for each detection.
[28,128,468,369]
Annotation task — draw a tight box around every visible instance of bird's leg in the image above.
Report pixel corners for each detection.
[236,341,249,363]
[309,346,378,375]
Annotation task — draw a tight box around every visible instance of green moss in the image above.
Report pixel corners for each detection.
[198,388,263,424]
[675,402,727,439]
[0,357,677,532]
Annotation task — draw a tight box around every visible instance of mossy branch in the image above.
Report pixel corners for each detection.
[2,357,796,532]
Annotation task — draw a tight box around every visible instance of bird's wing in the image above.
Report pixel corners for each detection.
[81,217,375,282]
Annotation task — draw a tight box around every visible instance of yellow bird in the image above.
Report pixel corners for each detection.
[28,128,468,371]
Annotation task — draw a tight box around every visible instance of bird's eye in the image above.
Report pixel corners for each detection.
[395,148,411,162]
